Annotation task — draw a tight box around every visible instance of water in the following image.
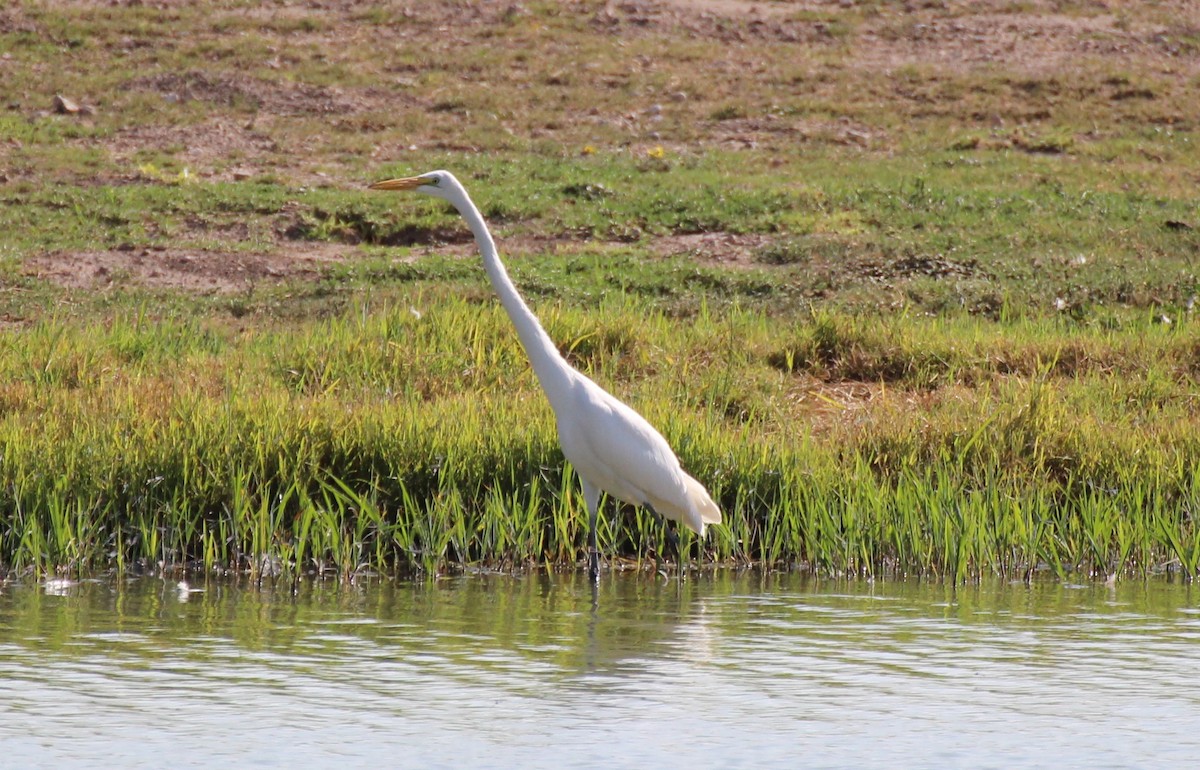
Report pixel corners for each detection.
[1,572,1197,769]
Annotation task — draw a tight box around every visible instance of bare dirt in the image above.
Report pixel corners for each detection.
[20,236,777,297]
[102,118,280,184]
[14,0,1200,293]
[22,243,349,294]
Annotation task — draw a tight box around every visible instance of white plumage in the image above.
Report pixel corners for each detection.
[370,170,721,580]
[556,380,721,537]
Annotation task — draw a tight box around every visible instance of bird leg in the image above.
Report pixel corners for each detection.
[586,488,601,584]
[588,528,600,583]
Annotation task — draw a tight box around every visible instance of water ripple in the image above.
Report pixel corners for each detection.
[1,575,1197,769]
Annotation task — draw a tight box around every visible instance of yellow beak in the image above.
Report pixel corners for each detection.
[368,176,428,191]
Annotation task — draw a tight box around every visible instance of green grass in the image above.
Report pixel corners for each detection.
[5,149,1198,321]
[2,299,1199,580]
[2,0,1200,581]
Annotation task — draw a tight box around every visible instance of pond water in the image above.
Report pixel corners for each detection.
[1,571,1197,769]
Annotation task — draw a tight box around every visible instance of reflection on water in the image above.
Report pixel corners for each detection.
[2,572,1198,769]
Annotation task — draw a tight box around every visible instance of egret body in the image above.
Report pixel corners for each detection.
[370,171,721,580]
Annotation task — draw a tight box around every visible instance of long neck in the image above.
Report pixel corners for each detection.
[453,193,576,406]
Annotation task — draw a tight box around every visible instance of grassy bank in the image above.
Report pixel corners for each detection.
[2,1,1200,580]
[3,295,1200,580]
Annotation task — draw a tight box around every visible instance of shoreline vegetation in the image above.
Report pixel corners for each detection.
[2,1,1200,581]
[3,305,1200,581]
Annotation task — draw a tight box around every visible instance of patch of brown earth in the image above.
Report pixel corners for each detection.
[22,243,350,293]
[607,0,1200,77]
[593,1,821,43]
[11,0,1200,295]
[21,230,781,294]
[129,71,372,117]
[855,11,1197,76]
[28,0,1194,190]
[102,118,281,183]
[856,253,984,282]
[651,232,774,268]
[708,115,881,151]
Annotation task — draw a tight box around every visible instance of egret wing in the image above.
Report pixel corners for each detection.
[557,380,689,510]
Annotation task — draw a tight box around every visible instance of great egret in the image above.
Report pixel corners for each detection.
[370,170,722,581]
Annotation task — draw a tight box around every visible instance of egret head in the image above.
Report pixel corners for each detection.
[369,169,461,203]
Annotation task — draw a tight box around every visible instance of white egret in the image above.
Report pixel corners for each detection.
[370,170,721,581]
